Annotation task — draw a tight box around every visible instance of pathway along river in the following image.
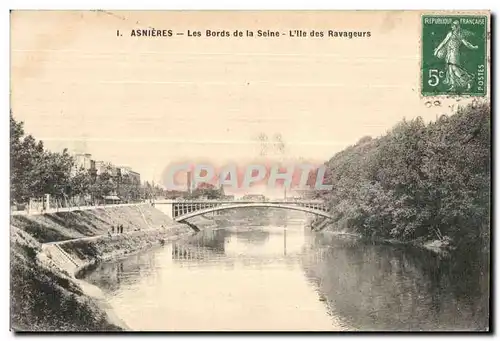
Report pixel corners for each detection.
[83,214,489,331]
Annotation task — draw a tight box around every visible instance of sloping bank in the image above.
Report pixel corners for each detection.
[308,103,490,256]
[307,216,452,255]
[10,204,194,331]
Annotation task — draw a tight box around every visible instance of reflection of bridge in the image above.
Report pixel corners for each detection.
[155,200,332,231]
[172,243,225,261]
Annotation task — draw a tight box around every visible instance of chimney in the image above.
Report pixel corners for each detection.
[187,171,192,193]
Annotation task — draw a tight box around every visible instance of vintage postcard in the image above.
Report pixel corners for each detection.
[10,10,491,332]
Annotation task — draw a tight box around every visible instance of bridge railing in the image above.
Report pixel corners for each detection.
[10,202,149,216]
[156,199,325,204]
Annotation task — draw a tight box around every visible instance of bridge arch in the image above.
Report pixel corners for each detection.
[174,202,333,222]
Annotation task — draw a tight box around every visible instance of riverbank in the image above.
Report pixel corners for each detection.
[311,103,490,259]
[62,226,194,278]
[307,217,454,255]
[10,204,193,331]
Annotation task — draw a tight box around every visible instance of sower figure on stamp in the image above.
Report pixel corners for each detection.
[433,20,478,91]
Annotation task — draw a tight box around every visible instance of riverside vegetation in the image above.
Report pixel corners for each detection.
[10,112,167,207]
[10,205,190,331]
[314,102,490,256]
[10,102,490,331]
[10,226,123,331]
[10,111,224,208]
[8,111,220,331]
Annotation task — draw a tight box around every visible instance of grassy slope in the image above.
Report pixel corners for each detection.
[10,205,183,331]
[10,226,122,331]
[10,205,176,243]
[61,226,190,266]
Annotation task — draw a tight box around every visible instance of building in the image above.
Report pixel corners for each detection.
[74,153,93,170]
[165,190,188,199]
[72,153,95,175]
[114,165,141,186]
[95,161,118,176]
[128,170,141,185]
[103,195,121,204]
[118,166,132,175]
[242,194,266,202]
[94,161,106,175]
[72,155,141,190]
[295,189,318,199]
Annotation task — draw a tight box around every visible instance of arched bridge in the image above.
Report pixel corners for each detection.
[154,199,332,231]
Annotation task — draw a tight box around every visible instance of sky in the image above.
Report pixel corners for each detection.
[10,10,489,197]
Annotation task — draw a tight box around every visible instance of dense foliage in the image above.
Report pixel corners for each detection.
[10,113,164,206]
[317,102,490,250]
[11,114,74,205]
[187,182,225,199]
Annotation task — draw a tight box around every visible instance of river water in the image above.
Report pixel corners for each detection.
[83,214,489,331]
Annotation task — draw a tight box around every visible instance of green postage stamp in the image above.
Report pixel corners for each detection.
[421,15,488,96]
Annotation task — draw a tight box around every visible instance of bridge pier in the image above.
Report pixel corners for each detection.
[311,219,330,231]
[154,202,174,219]
[179,220,200,232]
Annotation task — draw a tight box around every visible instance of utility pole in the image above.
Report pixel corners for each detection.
[187,171,192,194]
[284,220,287,256]
[152,179,156,205]
[117,169,121,200]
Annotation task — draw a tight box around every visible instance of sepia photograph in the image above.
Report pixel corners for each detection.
[9,10,491,332]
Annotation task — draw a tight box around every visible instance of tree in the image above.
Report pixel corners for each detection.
[70,167,93,202]
[189,183,222,199]
[312,102,490,250]
[94,172,115,199]
[10,113,150,207]
[41,149,75,200]
[11,114,52,203]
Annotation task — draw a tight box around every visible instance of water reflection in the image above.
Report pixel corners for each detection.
[302,233,489,331]
[84,251,158,294]
[83,221,488,331]
[172,228,227,262]
[235,229,270,244]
